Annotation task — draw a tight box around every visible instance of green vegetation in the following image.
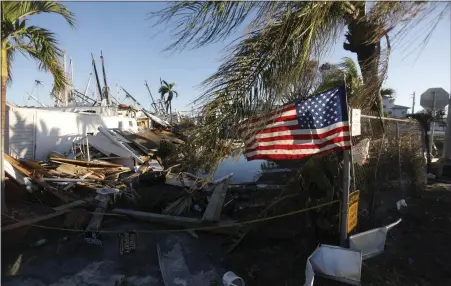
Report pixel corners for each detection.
[158,79,178,122]
[1,1,75,211]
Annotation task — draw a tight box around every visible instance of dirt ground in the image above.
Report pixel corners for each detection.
[2,181,451,285]
[228,181,451,286]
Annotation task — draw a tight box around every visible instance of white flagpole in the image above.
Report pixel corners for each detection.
[340,80,352,247]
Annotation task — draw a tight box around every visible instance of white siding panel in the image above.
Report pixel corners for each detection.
[7,108,36,160]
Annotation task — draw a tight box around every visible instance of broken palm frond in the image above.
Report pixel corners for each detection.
[162,195,194,216]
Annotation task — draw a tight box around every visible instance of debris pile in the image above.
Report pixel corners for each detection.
[3,122,298,282]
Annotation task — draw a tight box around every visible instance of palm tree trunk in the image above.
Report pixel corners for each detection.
[356,45,383,116]
[344,14,384,116]
[1,42,8,213]
[169,102,172,124]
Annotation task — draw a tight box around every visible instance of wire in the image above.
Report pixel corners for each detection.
[2,200,340,234]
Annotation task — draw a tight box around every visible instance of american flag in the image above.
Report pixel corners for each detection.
[240,86,351,161]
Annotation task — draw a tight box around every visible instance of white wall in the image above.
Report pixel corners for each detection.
[382,97,394,112]
[391,108,408,118]
[7,105,138,160]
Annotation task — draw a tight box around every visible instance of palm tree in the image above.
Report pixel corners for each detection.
[1,1,75,211]
[158,79,178,122]
[316,57,396,113]
[153,2,448,123]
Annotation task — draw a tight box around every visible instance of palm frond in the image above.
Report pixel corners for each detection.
[381,87,396,97]
[6,44,14,84]
[2,1,75,27]
[151,1,261,51]
[16,26,67,93]
[171,3,348,164]
[338,57,360,79]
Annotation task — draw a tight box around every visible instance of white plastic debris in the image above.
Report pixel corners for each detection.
[396,199,407,210]
[148,159,164,172]
[349,219,402,260]
[96,188,120,196]
[223,271,245,286]
[427,173,436,180]
[304,245,362,286]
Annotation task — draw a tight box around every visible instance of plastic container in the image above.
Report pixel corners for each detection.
[222,271,245,286]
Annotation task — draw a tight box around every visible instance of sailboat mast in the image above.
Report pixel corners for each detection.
[144,80,157,113]
[100,50,110,105]
[91,53,103,103]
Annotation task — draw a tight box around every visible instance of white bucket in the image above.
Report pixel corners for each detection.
[222,271,245,286]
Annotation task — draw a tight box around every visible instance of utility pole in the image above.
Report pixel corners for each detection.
[411,92,415,114]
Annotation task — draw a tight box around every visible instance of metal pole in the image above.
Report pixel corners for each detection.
[63,51,67,106]
[26,93,47,107]
[443,95,451,160]
[70,57,74,99]
[411,92,415,114]
[438,93,451,177]
[86,134,90,161]
[84,73,92,101]
[340,149,351,247]
[430,92,436,156]
[396,122,404,197]
[116,82,119,102]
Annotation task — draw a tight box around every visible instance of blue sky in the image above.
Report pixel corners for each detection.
[7,2,451,113]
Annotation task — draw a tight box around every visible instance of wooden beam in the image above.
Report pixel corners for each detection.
[2,200,89,232]
[112,208,237,235]
[49,157,123,168]
[85,194,109,233]
[202,179,230,222]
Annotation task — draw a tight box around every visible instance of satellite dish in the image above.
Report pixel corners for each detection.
[420,88,449,111]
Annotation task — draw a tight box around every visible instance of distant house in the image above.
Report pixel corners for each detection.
[390,105,410,117]
[382,95,409,118]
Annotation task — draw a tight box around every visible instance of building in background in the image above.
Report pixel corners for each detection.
[382,95,410,118]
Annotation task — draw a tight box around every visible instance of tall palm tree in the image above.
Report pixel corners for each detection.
[158,79,178,122]
[1,1,75,211]
[152,2,448,126]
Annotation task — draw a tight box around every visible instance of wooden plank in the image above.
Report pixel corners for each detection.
[85,195,109,232]
[62,172,94,191]
[56,164,104,180]
[112,208,237,235]
[2,200,89,232]
[202,179,230,222]
[49,157,122,168]
[5,154,71,202]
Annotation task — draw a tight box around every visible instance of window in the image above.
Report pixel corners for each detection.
[388,111,392,115]
[383,105,386,109]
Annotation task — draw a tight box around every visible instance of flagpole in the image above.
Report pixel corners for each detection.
[340,79,351,247]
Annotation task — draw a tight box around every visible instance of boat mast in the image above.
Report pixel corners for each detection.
[144,80,158,113]
[91,53,103,104]
[63,50,67,106]
[83,73,93,103]
[100,50,110,105]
